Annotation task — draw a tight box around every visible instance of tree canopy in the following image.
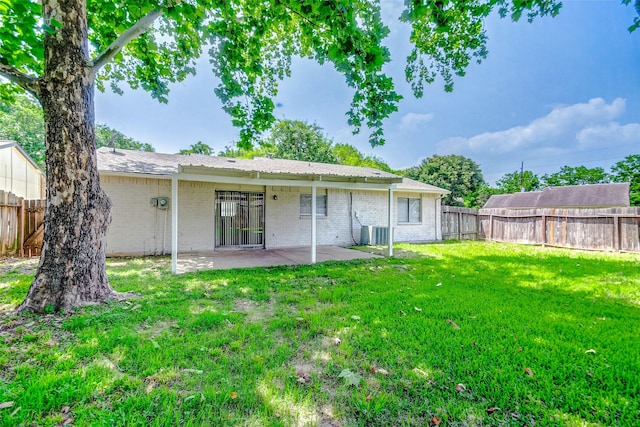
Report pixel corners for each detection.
[496,169,541,193]
[610,155,640,206]
[403,154,485,207]
[179,141,214,155]
[541,165,610,187]
[0,94,153,169]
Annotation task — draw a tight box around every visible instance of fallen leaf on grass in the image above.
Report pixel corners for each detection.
[338,369,362,386]
[585,349,597,354]
[0,402,14,409]
[399,310,407,316]
[145,378,158,394]
[414,307,422,312]
[61,406,70,414]
[446,319,460,330]
[370,366,389,375]
[366,394,373,402]
[231,392,238,399]
[182,368,204,374]
[351,315,361,321]
[523,368,534,377]
[487,407,500,415]
[430,416,441,426]
[332,337,341,345]
[436,283,442,287]
[455,383,466,391]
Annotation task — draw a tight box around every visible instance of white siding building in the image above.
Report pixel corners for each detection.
[0,141,45,199]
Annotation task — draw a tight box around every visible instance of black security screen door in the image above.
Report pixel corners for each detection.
[215,191,265,248]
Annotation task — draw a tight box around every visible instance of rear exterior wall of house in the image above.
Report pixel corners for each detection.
[101,175,442,256]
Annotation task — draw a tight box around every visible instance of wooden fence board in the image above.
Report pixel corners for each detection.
[441,206,480,240]
[478,207,640,252]
[0,190,45,257]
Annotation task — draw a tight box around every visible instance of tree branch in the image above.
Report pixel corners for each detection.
[0,60,41,99]
[90,9,163,76]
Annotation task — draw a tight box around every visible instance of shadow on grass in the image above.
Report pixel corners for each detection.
[1,241,639,425]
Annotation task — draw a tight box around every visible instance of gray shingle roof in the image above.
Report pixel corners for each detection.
[97,148,447,194]
[396,177,450,194]
[97,147,398,178]
[483,183,630,209]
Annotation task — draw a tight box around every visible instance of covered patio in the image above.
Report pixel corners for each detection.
[176,245,381,274]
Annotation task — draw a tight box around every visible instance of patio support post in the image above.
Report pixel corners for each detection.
[311,183,317,263]
[388,186,394,257]
[171,175,178,274]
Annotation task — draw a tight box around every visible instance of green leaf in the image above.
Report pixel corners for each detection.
[338,369,362,387]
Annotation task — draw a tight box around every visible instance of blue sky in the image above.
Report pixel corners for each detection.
[95,1,640,184]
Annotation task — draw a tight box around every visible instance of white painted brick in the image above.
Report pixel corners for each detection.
[102,176,443,255]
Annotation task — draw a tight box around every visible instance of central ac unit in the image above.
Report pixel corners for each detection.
[360,226,388,245]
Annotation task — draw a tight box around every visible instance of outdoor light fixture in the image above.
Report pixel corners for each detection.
[273,195,278,200]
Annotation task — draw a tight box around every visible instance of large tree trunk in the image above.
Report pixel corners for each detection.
[18,0,119,313]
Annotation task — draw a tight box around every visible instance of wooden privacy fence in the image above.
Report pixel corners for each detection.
[441,206,480,240]
[479,207,640,252]
[0,190,46,258]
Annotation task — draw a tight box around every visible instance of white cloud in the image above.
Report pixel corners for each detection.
[432,98,639,184]
[576,122,640,148]
[437,97,627,154]
[399,112,434,132]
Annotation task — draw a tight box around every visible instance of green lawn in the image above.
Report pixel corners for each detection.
[1,241,639,426]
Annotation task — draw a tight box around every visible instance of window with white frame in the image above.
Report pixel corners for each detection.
[397,197,421,223]
[300,192,327,216]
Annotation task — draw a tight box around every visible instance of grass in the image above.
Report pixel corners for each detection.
[1,241,639,426]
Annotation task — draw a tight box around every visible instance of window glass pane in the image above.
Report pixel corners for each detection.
[316,195,327,216]
[300,194,327,216]
[300,195,311,215]
[409,198,421,223]
[397,198,409,223]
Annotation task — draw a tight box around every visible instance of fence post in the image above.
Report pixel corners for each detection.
[488,214,493,240]
[611,214,620,252]
[458,211,462,240]
[19,198,25,256]
[541,215,546,247]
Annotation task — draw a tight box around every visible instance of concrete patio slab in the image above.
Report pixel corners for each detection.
[176,246,381,273]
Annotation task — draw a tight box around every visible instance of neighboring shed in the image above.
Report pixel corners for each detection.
[483,183,630,209]
[0,141,45,199]
[96,148,449,272]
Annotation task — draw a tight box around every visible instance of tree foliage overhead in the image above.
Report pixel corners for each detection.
[403,154,485,207]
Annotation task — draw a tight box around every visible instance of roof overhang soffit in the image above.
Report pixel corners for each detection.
[176,165,402,189]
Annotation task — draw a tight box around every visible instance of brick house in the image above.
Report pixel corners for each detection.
[97,148,449,272]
